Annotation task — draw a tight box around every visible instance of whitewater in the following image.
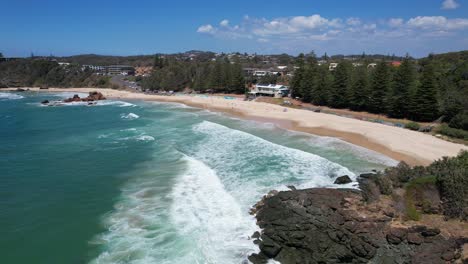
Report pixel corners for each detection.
[0,91,396,264]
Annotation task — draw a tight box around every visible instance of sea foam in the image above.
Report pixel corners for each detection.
[120,113,140,120]
[191,121,356,199]
[0,92,24,100]
[170,156,259,263]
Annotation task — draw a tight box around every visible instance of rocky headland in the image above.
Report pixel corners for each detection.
[249,152,468,264]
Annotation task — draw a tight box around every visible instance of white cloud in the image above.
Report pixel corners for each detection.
[220,19,229,27]
[442,0,460,9]
[407,16,468,30]
[346,17,361,26]
[196,14,468,55]
[389,18,404,27]
[197,24,215,34]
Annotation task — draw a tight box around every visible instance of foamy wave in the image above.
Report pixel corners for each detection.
[190,121,356,202]
[0,92,24,100]
[170,156,259,263]
[120,113,139,120]
[36,100,135,107]
[135,135,154,141]
[100,101,135,107]
[51,92,89,98]
[90,154,255,264]
[305,135,399,167]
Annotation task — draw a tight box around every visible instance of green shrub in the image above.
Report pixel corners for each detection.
[405,201,421,221]
[384,162,415,188]
[438,124,468,140]
[430,151,468,220]
[375,175,393,195]
[404,176,437,221]
[405,122,421,131]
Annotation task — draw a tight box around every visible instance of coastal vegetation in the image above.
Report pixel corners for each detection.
[290,52,468,126]
[363,151,468,220]
[141,56,245,93]
[0,59,111,88]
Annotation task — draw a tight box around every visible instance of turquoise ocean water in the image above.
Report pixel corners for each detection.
[0,91,397,264]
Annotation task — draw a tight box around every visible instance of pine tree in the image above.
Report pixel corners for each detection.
[389,57,416,118]
[368,61,391,113]
[329,61,351,108]
[229,63,245,93]
[412,63,439,121]
[300,54,318,102]
[348,66,369,111]
[291,54,305,98]
[312,65,332,105]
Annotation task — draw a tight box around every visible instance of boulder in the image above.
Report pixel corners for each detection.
[421,228,440,237]
[386,228,407,244]
[334,175,352,184]
[41,100,49,104]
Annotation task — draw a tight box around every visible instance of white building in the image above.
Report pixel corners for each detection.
[368,63,377,69]
[250,84,289,97]
[253,70,269,77]
[329,63,339,71]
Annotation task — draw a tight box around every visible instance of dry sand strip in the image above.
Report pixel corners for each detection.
[14,87,468,166]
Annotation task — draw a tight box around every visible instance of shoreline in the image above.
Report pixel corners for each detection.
[7,87,468,166]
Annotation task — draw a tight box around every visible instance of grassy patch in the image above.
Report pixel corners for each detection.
[405,121,421,131]
[437,124,468,140]
[404,176,437,221]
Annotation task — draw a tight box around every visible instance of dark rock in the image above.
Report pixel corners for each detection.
[259,235,282,258]
[383,209,395,218]
[407,232,424,245]
[16,88,26,92]
[334,175,352,184]
[41,100,49,104]
[249,188,466,264]
[359,173,376,179]
[386,228,407,245]
[63,91,106,104]
[441,250,456,261]
[358,175,381,202]
[421,228,440,237]
[286,185,296,191]
[252,231,260,239]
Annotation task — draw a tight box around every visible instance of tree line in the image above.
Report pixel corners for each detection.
[0,59,111,88]
[291,53,468,126]
[141,56,245,93]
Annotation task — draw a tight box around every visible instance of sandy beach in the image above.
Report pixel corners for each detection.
[12,87,468,165]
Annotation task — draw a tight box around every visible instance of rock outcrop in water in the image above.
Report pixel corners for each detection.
[249,187,467,264]
[63,91,106,103]
[42,91,107,105]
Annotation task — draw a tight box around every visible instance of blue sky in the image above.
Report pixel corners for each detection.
[1,0,467,57]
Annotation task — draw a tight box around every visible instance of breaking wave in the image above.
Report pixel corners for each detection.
[120,113,140,120]
[0,92,24,100]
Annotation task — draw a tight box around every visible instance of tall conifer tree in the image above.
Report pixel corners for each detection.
[412,63,439,121]
[368,61,391,113]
